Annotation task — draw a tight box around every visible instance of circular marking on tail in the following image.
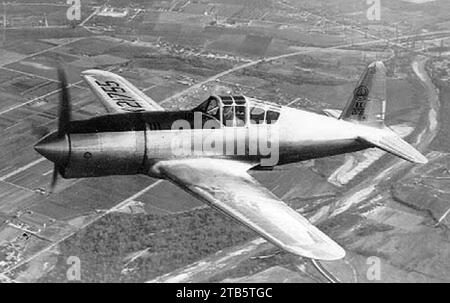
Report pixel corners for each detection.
[354,85,369,99]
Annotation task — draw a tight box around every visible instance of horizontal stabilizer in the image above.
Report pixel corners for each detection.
[359,129,428,164]
[323,109,342,119]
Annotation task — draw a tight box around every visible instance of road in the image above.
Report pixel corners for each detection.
[161,29,450,106]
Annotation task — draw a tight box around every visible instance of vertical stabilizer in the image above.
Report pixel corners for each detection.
[340,61,387,127]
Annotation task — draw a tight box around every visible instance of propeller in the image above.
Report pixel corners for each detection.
[30,123,51,140]
[34,65,72,194]
[50,164,59,191]
[50,66,71,192]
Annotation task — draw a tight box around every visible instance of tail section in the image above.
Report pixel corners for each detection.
[342,61,428,164]
[340,61,387,127]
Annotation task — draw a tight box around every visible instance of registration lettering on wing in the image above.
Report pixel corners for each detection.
[94,79,146,112]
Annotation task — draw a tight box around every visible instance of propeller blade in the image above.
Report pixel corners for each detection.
[49,163,59,192]
[57,67,71,138]
[31,124,51,140]
[46,66,72,193]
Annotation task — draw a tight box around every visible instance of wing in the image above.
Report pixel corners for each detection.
[81,69,164,113]
[154,158,346,261]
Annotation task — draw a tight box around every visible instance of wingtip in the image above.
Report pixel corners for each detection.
[81,69,118,77]
[284,241,346,261]
[81,69,100,76]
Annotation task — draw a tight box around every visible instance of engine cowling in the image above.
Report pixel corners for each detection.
[61,131,147,178]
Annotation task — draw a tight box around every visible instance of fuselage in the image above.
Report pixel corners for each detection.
[37,105,371,179]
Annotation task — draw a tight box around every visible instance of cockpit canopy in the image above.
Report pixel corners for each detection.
[194,95,281,127]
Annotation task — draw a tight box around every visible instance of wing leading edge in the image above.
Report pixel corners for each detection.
[154,158,346,261]
[81,69,164,113]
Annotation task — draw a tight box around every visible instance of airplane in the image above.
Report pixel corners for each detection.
[34,61,427,261]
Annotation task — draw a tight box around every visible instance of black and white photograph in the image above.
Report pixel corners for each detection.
[0,0,449,286]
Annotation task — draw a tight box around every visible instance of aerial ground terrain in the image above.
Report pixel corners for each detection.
[0,0,450,282]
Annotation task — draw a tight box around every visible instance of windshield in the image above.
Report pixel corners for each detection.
[194,96,221,122]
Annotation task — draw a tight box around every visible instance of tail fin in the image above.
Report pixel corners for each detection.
[340,61,387,127]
